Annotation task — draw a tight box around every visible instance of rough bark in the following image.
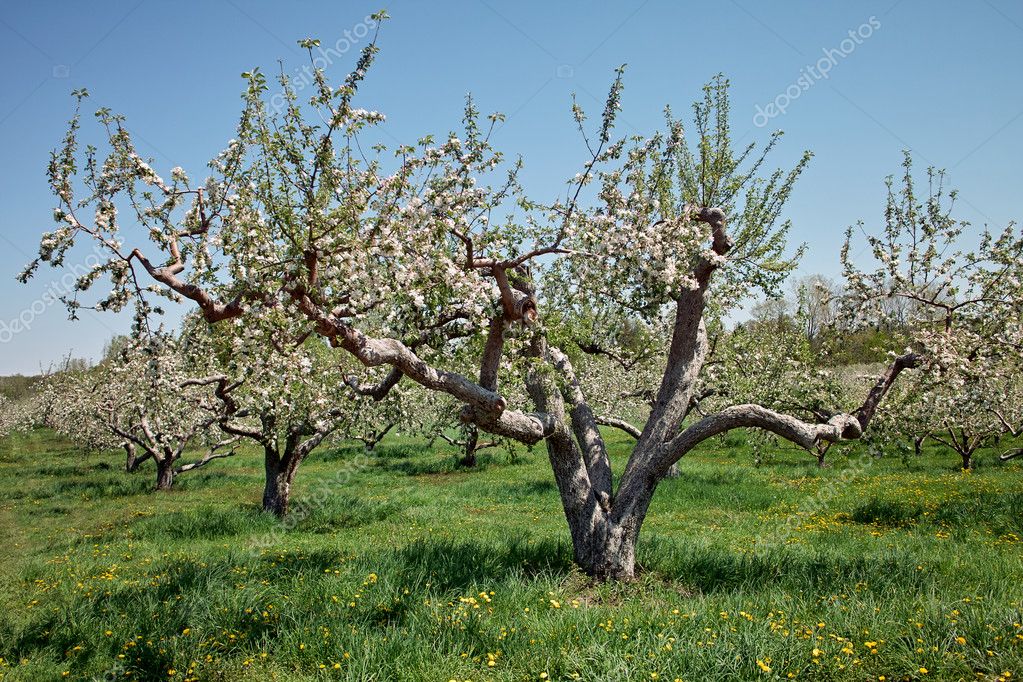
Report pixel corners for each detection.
[461,425,479,468]
[525,341,617,575]
[550,347,612,501]
[256,423,332,517]
[262,448,294,518]
[155,458,175,491]
[123,442,152,473]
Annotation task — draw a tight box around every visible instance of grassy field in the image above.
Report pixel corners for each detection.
[0,429,1020,681]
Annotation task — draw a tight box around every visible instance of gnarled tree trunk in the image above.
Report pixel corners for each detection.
[460,424,479,467]
[124,442,143,472]
[155,458,175,490]
[262,447,297,518]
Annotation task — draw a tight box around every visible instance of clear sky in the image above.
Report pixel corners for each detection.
[1,0,1021,375]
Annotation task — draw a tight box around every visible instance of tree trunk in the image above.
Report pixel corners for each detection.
[124,442,139,472]
[815,451,828,468]
[460,425,479,468]
[960,451,973,471]
[262,454,292,518]
[155,459,175,490]
[591,524,639,580]
[664,462,680,478]
[568,518,642,581]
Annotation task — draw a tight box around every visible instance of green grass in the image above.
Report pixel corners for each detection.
[0,428,1021,681]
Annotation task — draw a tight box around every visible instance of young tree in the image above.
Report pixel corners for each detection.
[24,24,1016,578]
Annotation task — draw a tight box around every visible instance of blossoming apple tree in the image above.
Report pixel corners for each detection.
[0,396,25,440]
[37,365,138,466]
[180,312,396,516]
[42,334,234,488]
[23,21,1020,578]
[841,154,1023,470]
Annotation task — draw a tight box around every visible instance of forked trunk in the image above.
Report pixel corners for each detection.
[562,471,653,582]
[155,459,175,491]
[262,444,305,518]
[960,451,974,471]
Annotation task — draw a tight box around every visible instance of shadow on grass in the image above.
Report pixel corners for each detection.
[382,536,575,591]
[932,490,1023,536]
[643,536,935,595]
[289,493,400,533]
[32,473,153,502]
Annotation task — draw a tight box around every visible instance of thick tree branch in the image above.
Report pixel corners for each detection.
[852,352,921,431]
[128,248,246,323]
[291,289,553,444]
[175,438,239,474]
[549,346,613,500]
[346,368,403,401]
[658,351,922,473]
[595,415,642,439]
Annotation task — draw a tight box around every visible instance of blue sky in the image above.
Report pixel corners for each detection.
[1,0,1021,374]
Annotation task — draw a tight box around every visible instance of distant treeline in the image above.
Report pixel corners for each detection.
[0,374,43,401]
[741,273,912,366]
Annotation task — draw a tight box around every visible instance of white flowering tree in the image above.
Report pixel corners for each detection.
[36,367,134,465]
[68,335,231,488]
[181,313,377,516]
[24,21,1006,579]
[0,396,22,440]
[994,375,1023,462]
[708,320,848,466]
[841,153,1023,470]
